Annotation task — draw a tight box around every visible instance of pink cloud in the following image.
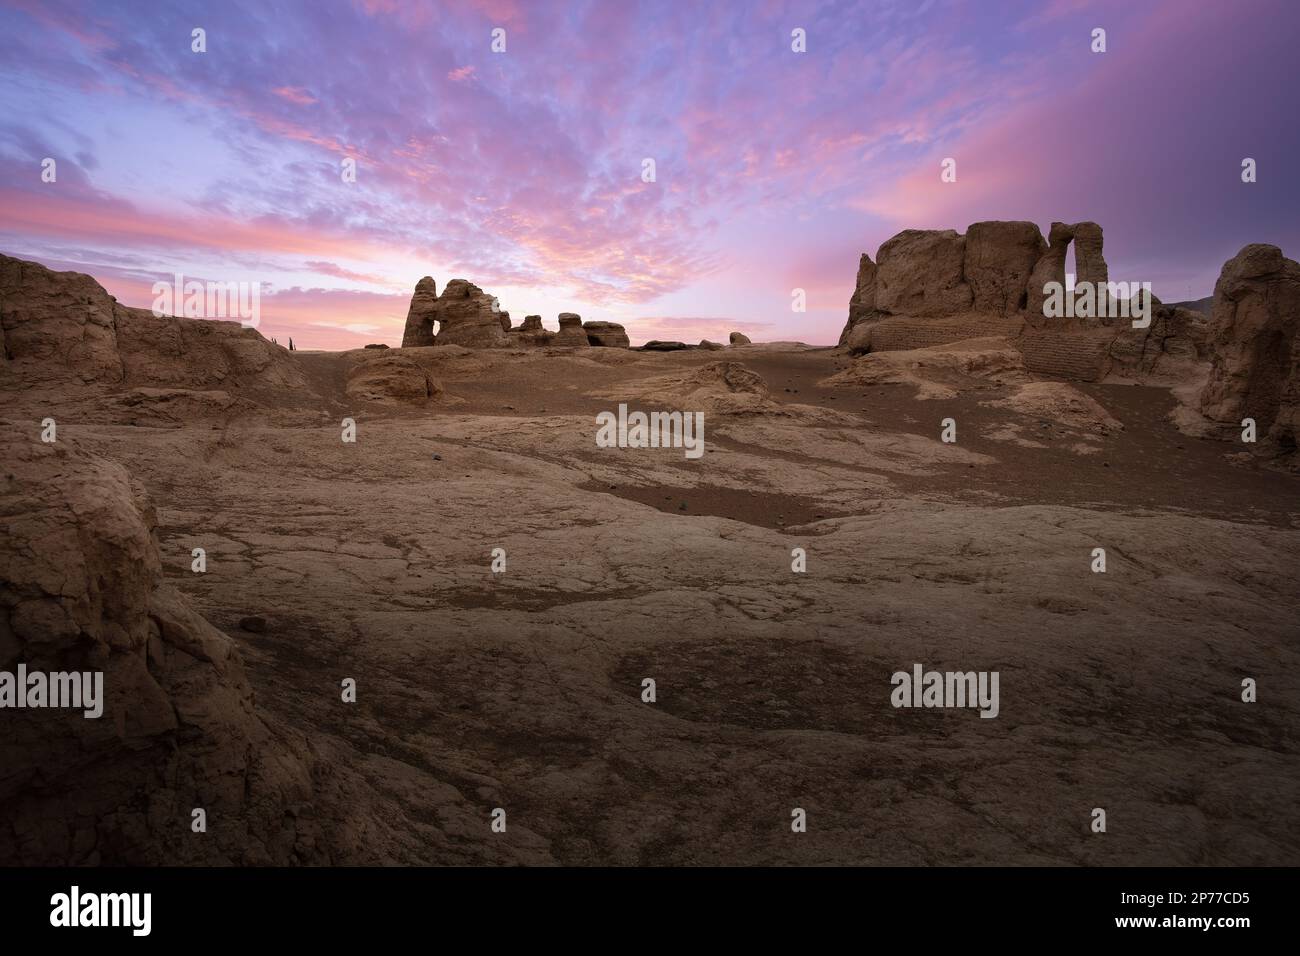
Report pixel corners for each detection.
[304,261,395,286]
[272,86,318,105]
[0,189,396,262]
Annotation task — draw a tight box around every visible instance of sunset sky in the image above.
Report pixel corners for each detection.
[2,0,1296,348]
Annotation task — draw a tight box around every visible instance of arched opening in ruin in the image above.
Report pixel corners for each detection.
[1065,241,1077,294]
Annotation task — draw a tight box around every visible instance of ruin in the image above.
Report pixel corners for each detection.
[1198,243,1300,451]
[399,278,628,349]
[838,220,1207,384]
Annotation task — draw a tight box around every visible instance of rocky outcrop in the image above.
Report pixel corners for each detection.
[113,307,307,392]
[345,351,441,403]
[582,321,629,348]
[0,254,123,383]
[508,315,553,348]
[0,254,305,394]
[592,360,774,415]
[110,387,257,426]
[729,331,752,346]
[400,276,438,347]
[838,220,1121,345]
[1072,221,1109,290]
[429,280,511,349]
[699,339,726,350]
[552,313,589,348]
[397,277,512,349]
[1025,222,1073,321]
[399,275,638,351]
[831,221,1219,387]
[843,323,873,355]
[874,229,973,317]
[1023,221,1111,327]
[839,253,879,345]
[964,221,1045,316]
[0,427,325,864]
[642,340,691,351]
[1199,244,1300,451]
[1107,299,1210,380]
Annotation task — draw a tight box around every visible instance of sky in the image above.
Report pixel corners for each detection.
[1,0,1297,348]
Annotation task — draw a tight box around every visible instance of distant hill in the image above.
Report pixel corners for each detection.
[1170,295,1214,315]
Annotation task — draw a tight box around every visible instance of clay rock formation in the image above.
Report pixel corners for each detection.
[111,387,256,426]
[345,351,441,403]
[1199,244,1300,451]
[837,221,1115,346]
[597,360,773,414]
[699,339,726,350]
[552,313,590,347]
[508,315,553,348]
[673,361,769,412]
[427,279,511,349]
[398,276,633,350]
[833,221,1215,386]
[987,382,1123,436]
[401,276,438,347]
[839,253,879,345]
[843,322,874,355]
[825,337,1025,400]
[964,221,1046,316]
[1072,221,1109,290]
[582,321,629,348]
[0,254,122,383]
[1023,222,1111,327]
[1025,222,1074,319]
[874,229,973,317]
[1107,298,1210,379]
[729,331,752,346]
[0,426,322,864]
[642,340,690,351]
[0,254,303,394]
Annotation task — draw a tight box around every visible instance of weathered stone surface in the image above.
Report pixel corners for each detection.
[345,351,441,403]
[1108,301,1210,380]
[1026,222,1073,323]
[729,331,752,346]
[699,339,726,350]
[109,387,256,426]
[0,254,304,393]
[1199,243,1300,450]
[642,340,691,351]
[0,427,324,864]
[583,321,630,348]
[3,289,1299,867]
[508,315,553,347]
[874,229,973,317]
[400,276,438,347]
[552,313,590,347]
[1071,221,1109,290]
[0,255,122,383]
[866,313,1024,355]
[964,221,1046,316]
[838,253,879,346]
[431,279,511,349]
[114,307,306,392]
[839,221,1117,348]
[844,322,873,355]
[591,360,777,415]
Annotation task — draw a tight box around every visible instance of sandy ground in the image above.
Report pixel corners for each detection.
[19,343,1300,865]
